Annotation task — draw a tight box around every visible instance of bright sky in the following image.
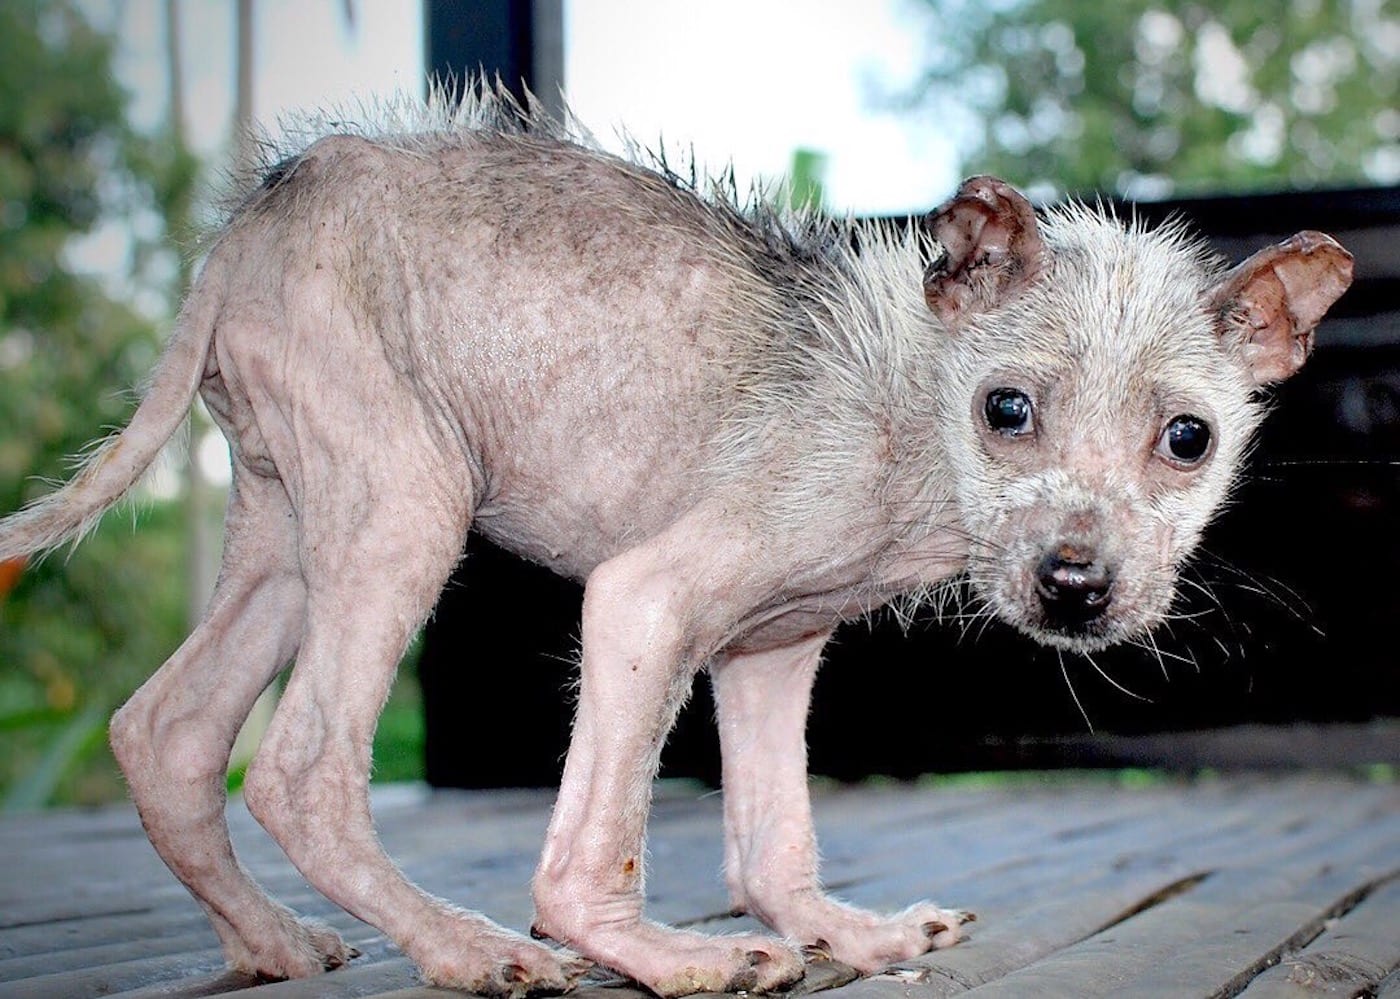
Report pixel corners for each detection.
[81,0,958,218]
[563,1,960,213]
[90,1,425,154]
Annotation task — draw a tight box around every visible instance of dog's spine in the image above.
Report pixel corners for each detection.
[0,265,222,562]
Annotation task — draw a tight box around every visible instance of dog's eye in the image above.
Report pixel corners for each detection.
[984,388,1034,436]
[1159,414,1212,466]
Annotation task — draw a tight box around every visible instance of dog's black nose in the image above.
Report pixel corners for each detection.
[1036,546,1113,624]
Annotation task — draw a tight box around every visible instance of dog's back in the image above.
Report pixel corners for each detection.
[204,129,759,578]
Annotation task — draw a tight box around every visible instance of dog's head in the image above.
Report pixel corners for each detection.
[924,177,1352,651]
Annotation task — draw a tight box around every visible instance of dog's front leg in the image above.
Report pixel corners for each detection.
[532,541,805,997]
[711,632,969,972]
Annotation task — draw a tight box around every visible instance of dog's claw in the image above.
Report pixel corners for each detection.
[562,956,594,979]
[921,921,949,940]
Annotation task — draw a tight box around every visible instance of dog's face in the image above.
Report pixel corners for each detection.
[924,178,1352,652]
[945,220,1263,651]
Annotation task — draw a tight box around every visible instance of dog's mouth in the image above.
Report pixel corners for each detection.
[972,543,1175,654]
[1017,610,1124,653]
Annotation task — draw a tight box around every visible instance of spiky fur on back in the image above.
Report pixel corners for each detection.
[231,80,831,259]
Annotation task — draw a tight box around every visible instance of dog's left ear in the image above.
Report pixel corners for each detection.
[1209,231,1353,386]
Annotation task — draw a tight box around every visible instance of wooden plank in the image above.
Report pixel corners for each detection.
[685,784,1236,942]
[639,780,1081,926]
[654,779,1187,932]
[1230,875,1400,998]
[0,807,552,995]
[15,788,616,996]
[827,780,1267,910]
[825,773,1376,894]
[1112,877,1396,997]
[0,930,222,983]
[819,773,1383,930]
[825,780,1398,999]
[1106,787,1400,998]
[338,777,1388,996]
[937,820,1398,996]
[7,934,399,999]
[831,869,1219,999]
[0,885,336,964]
[102,957,419,999]
[809,780,1204,902]
[0,774,1394,999]
[0,949,232,999]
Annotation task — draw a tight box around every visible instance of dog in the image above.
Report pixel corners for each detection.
[0,87,1352,996]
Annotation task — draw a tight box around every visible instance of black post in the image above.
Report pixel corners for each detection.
[425,0,540,105]
[418,1,583,789]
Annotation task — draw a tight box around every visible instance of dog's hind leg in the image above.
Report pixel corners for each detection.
[238,421,588,997]
[108,466,354,978]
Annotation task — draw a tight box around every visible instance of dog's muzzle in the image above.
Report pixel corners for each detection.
[1035,544,1113,630]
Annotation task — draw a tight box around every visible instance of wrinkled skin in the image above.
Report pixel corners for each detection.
[0,119,1352,999]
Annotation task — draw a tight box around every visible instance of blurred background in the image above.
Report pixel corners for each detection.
[0,0,1396,808]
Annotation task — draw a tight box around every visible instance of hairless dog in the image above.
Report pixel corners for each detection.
[0,88,1352,996]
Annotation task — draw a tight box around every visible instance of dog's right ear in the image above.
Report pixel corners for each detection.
[923,176,1047,325]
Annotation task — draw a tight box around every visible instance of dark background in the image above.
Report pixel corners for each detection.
[418,1,1400,788]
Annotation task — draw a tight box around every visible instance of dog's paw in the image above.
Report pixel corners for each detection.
[415,924,592,998]
[222,910,358,979]
[649,937,805,997]
[535,920,804,997]
[764,896,973,973]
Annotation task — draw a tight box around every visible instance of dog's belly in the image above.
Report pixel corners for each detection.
[471,440,710,582]
[442,258,739,582]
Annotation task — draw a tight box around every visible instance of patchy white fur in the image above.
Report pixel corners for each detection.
[934,204,1266,648]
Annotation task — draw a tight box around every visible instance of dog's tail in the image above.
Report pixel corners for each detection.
[0,265,223,563]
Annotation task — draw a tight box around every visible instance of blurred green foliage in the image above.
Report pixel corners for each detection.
[2,504,188,808]
[0,2,428,809]
[785,148,829,212]
[906,0,1398,198]
[0,3,161,508]
[0,1,198,808]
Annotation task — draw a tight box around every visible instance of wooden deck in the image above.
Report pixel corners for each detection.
[1,772,1396,998]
